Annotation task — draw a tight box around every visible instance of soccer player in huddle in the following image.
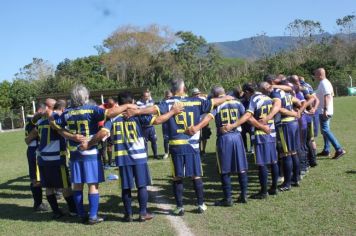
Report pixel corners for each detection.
[136,90,159,159]
[161,90,173,159]
[26,99,79,219]
[128,78,234,215]
[262,77,302,191]
[25,103,48,212]
[186,86,249,205]
[80,91,183,222]
[51,85,136,224]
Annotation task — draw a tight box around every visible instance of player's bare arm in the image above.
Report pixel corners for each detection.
[152,102,184,125]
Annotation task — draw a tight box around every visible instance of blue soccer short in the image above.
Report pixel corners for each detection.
[70,154,105,184]
[216,132,247,174]
[39,164,70,188]
[118,163,152,190]
[171,153,203,177]
[277,120,300,154]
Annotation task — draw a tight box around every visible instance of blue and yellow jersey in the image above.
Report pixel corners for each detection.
[247,93,276,143]
[300,80,314,97]
[209,100,245,136]
[269,88,285,124]
[155,96,213,155]
[137,99,155,127]
[37,113,66,166]
[103,114,154,166]
[280,91,296,123]
[54,104,106,160]
[25,115,38,147]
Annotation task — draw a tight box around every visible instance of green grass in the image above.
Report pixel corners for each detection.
[0,96,355,235]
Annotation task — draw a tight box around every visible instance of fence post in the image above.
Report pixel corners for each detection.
[21,106,26,129]
[0,122,2,132]
[101,94,104,104]
[32,101,36,114]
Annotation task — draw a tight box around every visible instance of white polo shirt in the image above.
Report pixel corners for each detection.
[316,78,334,115]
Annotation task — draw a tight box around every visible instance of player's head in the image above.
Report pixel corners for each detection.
[287,75,300,86]
[54,99,67,114]
[45,98,56,111]
[142,90,151,101]
[170,78,185,95]
[314,68,326,81]
[117,91,134,105]
[105,97,116,108]
[242,83,256,98]
[298,76,305,82]
[36,103,46,114]
[71,84,89,107]
[232,86,243,99]
[259,81,273,95]
[191,88,201,97]
[210,86,225,98]
[164,90,172,99]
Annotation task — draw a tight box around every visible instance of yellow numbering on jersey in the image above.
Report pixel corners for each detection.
[175,112,194,133]
[113,121,138,144]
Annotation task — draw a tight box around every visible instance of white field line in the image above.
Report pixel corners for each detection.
[148,186,195,236]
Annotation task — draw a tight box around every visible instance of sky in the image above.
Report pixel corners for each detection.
[0,0,355,82]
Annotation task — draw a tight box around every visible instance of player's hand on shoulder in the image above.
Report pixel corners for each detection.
[225,95,234,101]
[258,117,268,125]
[79,141,89,151]
[171,102,184,114]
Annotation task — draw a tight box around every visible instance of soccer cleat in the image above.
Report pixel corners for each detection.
[88,216,104,225]
[34,203,49,212]
[268,188,278,196]
[317,150,330,157]
[310,162,318,168]
[332,149,346,160]
[172,207,184,216]
[80,215,89,224]
[214,198,233,206]
[250,192,268,200]
[197,203,207,213]
[123,214,133,222]
[291,181,300,187]
[68,210,78,217]
[52,210,64,219]
[236,195,248,203]
[278,177,284,183]
[138,212,154,222]
[163,153,169,159]
[278,185,291,192]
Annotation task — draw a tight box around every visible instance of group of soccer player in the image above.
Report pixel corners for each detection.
[24,71,336,224]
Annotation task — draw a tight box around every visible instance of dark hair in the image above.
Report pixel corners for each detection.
[54,100,67,110]
[105,97,115,103]
[263,74,275,84]
[36,103,46,111]
[242,83,256,94]
[117,91,134,105]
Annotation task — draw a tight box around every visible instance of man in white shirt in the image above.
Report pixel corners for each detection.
[315,68,346,159]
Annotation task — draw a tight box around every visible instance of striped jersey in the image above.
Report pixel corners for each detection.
[280,91,297,123]
[37,113,66,166]
[269,88,285,124]
[55,104,106,161]
[155,96,213,155]
[137,99,155,127]
[247,93,276,143]
[103,114,154,166]
[209,100,245,136]
[25,115,38,147]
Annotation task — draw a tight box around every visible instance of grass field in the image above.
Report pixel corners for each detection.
[0,96,355,235]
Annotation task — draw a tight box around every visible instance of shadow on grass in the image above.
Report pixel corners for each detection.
[345,170,356,174]
[0,175,31,192]
[147,152,263,210]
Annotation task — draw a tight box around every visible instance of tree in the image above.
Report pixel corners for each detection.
[102,24,176,86]
[285,19,324,47]
[336,15,355,41]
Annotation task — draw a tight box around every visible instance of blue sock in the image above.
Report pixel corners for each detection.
[138,187,148,215]
[88,193,99,219]
[73,190,85,217]
[173,180,183,207]
[220,174,232,200]
[283,155,292,187]
[30,183,43,207]
[238,172,248,197]
[270,163,279,189]
[258,165,268,193]
[122,189,132,215]
[292,154,300,182]
[193,178,204,206]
